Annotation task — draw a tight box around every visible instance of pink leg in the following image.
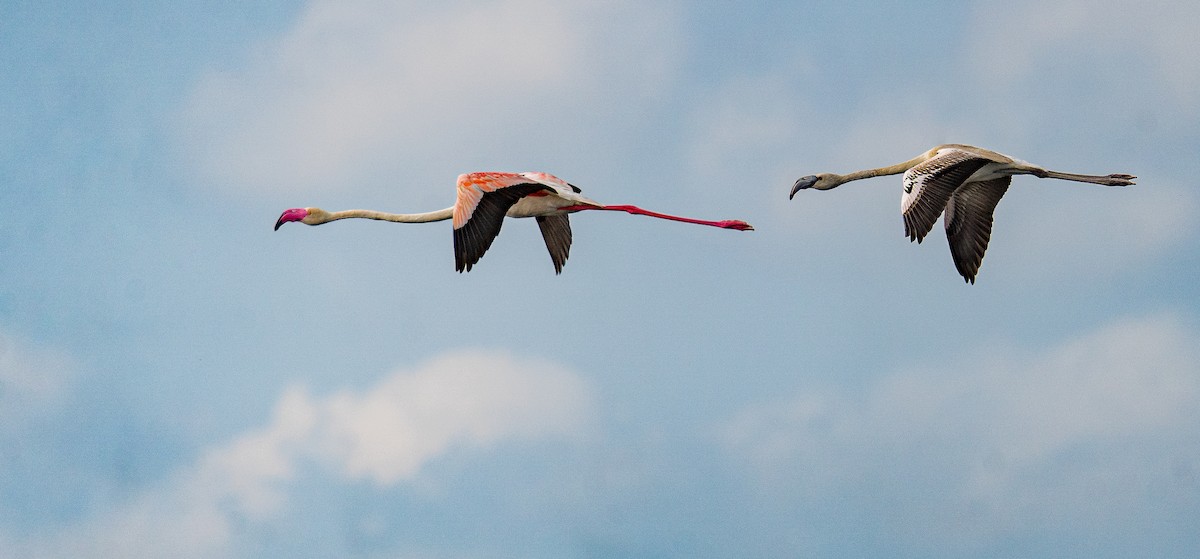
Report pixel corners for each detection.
[558,204,753,231]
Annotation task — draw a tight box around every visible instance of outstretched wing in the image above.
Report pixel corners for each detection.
[453,173,548,273]
[944,177,1010,284]
[536,214,573,274]
[901,148,991,243]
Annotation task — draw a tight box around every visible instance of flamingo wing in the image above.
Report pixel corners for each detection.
[536,214,573,274]
[901,149,990,243]
[944,177,1011,284]
[519,171,584,194]
[453,173,549,272]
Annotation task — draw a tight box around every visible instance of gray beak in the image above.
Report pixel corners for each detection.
[789,175,818,199]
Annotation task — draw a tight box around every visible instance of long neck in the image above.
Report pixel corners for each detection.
[835,152,931,186]
[321,207,454,224]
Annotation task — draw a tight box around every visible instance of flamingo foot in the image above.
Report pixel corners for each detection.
[717,220,754,231]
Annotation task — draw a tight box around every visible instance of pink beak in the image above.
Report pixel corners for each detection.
[274,208,309,230]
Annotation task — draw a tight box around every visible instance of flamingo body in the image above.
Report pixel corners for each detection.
[451,172,602,273]
[276,171,752,274]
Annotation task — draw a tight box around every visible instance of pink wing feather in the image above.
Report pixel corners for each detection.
[453,172,538,229]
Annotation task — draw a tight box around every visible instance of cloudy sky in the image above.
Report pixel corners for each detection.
[3,0,1198,557]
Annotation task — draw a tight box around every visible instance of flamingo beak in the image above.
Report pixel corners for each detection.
[789,175,818,199]
[275,208,309,230]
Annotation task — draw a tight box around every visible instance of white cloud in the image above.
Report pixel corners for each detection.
[175,0,683,198]
[0,331,72,428]
[999,175,1199,281]
[315,350,591,484]
[966,0,1200,120]
[719,313,1200,551]
[9,349,591,559]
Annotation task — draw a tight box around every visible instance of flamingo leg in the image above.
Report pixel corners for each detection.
[558,204,753,230]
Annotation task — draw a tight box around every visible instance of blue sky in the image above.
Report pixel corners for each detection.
[2,0,1199,557]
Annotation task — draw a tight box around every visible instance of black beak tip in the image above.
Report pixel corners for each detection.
[789,175,818,199]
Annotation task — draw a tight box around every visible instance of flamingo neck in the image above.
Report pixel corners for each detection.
[833,151,934,187]
[835,153,926,184]
[320,207,454,224]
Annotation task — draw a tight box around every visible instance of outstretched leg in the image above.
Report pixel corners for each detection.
[1043,171,1136,186]
[558,204,753,230]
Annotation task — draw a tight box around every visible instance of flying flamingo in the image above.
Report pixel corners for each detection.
[789,144,1135,283]
[275,171,753,273]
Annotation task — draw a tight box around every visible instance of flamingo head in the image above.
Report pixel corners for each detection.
[274,207,312,230]
[788,174,839,198]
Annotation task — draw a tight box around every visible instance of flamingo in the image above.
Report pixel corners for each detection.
[275,171,753,273]
[788,144,1135,283]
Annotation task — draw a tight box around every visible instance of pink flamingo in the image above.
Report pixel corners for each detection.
[275,171,753,273]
